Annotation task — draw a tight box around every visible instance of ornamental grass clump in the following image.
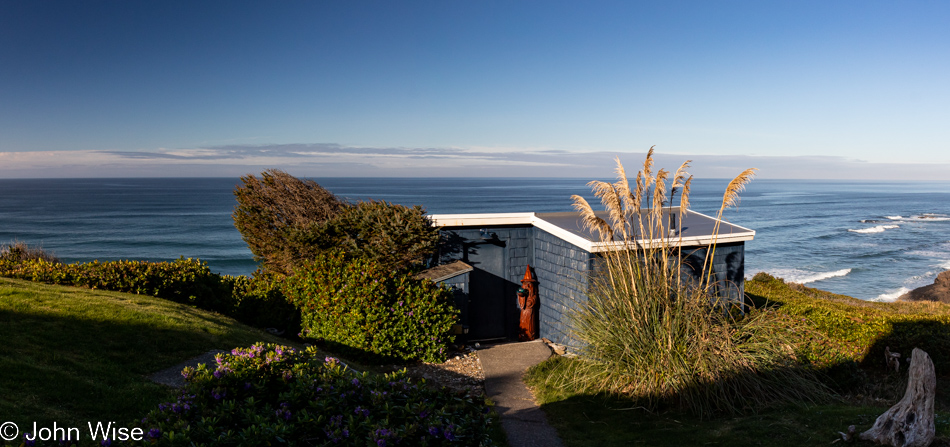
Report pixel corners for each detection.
[554,148,831,416]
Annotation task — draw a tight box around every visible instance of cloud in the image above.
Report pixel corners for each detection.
[0,144,948,180]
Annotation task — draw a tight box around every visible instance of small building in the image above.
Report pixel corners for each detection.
[427,208,755,348]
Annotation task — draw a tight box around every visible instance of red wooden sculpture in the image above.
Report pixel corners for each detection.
[517,265,540,341]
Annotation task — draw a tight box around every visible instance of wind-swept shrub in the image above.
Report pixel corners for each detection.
[0,241,59,264]
[283,251,458,363]
[544,148,831,416]
[233,170,438,274]
[289,200,439,273]
[232,169,346,274]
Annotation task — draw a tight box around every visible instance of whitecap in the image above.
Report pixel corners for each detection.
[885,215,903,220]
[872,287,910,302]
[848,225,899,234]
[940,260,950,271]
[769,268,852,284]
[911,214,950,222]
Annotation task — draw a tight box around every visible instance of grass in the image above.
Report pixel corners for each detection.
[526,273,950,446]
[0,277,292,428]
[562,153,827,416]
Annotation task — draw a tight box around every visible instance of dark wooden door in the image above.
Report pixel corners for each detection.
[466,242,511,340]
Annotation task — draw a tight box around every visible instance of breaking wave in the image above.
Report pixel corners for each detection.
[849,224,899,234]
[771,268,852,284]
[886,214,950,222]
[872,287,910,302]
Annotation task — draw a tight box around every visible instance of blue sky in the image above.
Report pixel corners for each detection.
[1,1,948,179]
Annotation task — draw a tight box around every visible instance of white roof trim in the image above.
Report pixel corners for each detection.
[430,211,755,253]
[430,213,536,227]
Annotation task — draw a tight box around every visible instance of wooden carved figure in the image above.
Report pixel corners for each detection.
[518,265,540,341]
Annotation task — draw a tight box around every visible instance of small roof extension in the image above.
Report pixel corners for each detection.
[431,208,755,253]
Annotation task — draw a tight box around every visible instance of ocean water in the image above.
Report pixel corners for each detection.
[1,177,948,302]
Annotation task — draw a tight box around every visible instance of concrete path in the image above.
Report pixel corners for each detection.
[478,340,565,447]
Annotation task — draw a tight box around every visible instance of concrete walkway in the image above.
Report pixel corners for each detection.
[478,340,565,447]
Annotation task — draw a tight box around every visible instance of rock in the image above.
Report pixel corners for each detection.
[900,270,950,303]
[858,348,936,447]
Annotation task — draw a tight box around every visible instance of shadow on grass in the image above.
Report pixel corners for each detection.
[536,391,897,447]
[0,298,280,428]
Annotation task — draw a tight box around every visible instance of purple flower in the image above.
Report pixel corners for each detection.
[23,434,36,447]
[354,406,370,417]
[428,426,440,437]
[351,378,361,387]
[100,439,112,447]
[276,405,292,421]
[147,428,161,440]
[244,382,252,390]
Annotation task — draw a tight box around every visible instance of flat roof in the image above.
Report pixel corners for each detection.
[431,209,754,253]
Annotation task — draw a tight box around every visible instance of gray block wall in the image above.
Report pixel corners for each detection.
[532,229,593,348]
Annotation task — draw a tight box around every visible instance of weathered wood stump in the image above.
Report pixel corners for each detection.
[859,348,936,447]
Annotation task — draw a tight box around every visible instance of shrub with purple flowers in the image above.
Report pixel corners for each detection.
[130,343,496,446]
[284,251,458,363]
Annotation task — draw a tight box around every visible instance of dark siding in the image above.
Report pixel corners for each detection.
[437,226,534,340]
[532,229,593,348]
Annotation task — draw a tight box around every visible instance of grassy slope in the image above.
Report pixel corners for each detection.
[0,277,292,427]
[525,274,950,446]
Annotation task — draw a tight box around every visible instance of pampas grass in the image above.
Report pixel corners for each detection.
[554,151,830,417]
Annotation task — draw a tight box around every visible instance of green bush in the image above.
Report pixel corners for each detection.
[291,200,440,273]
[233,170,438,274]
[227,270,300,332]
[232,169,346,274]
[11,344,498,446]
[130,344,496,446]
[0,253,296,332]
[283,251,458,363]
[0,240,59,264]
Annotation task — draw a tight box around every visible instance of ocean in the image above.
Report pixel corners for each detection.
[1,177,948,302]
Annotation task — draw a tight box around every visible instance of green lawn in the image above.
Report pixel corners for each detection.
[0,277,291,428]
[525,274,950,446]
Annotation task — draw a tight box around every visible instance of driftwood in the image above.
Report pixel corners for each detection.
[857,348,936,447]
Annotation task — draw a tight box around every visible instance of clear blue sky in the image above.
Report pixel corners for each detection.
[2,1,948,179]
